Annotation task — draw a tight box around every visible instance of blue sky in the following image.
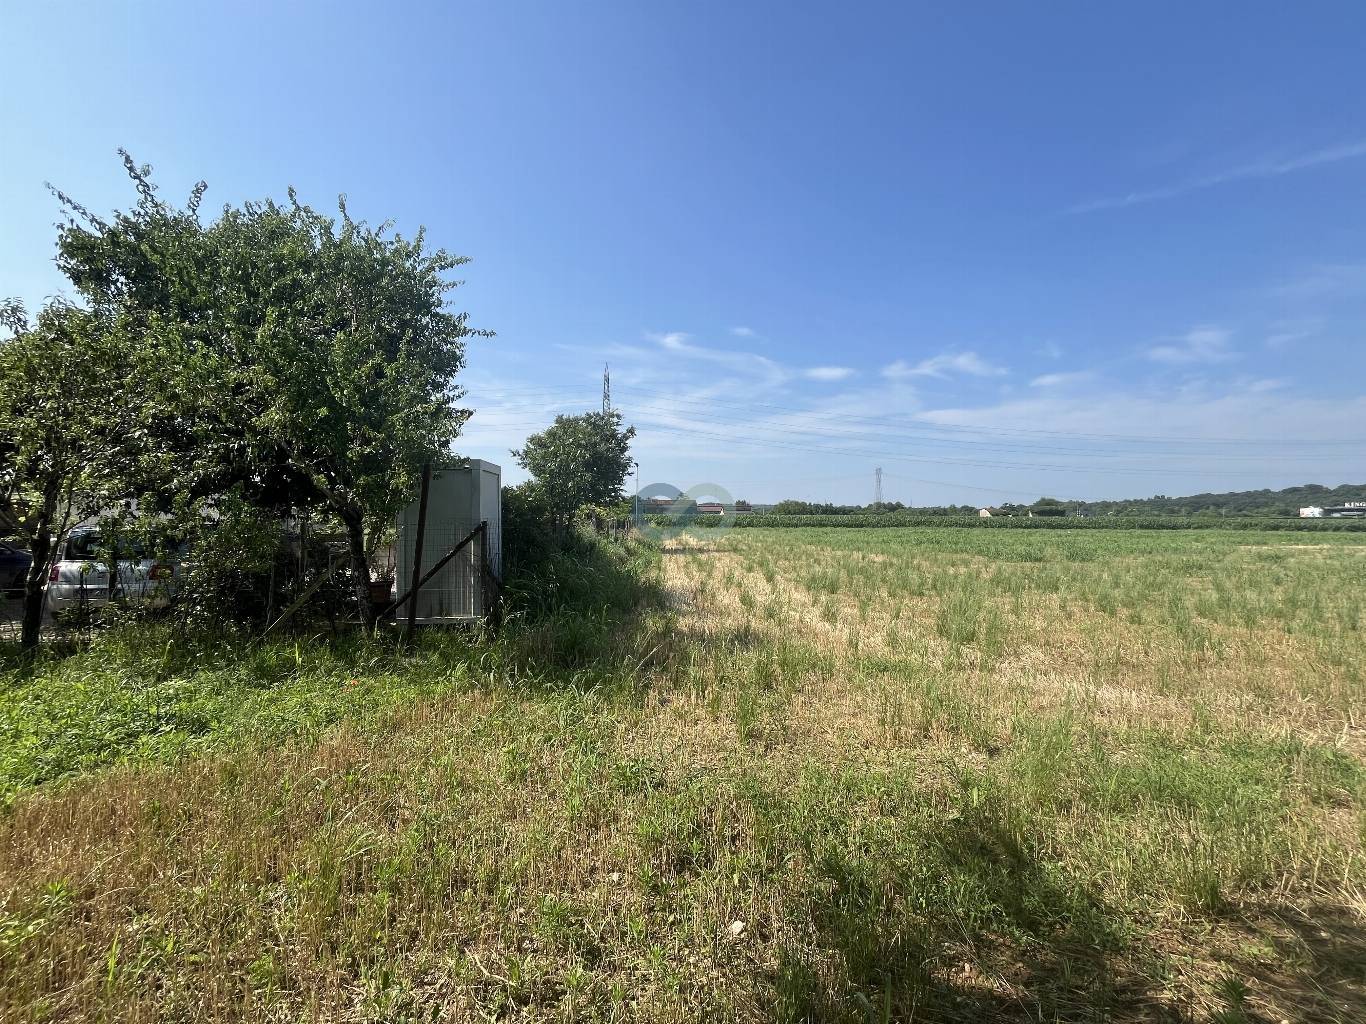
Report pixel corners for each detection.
[4,2,1365,505]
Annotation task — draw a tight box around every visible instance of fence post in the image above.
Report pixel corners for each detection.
[477,520,489,617]
[477,520,503,629]
[298,510,308,596]
[405,462,432,643]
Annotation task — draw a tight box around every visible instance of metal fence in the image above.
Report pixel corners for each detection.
[393,517,501,623]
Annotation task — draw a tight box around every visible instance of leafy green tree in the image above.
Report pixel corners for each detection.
[771,500,853,515]
[51,154,487,626]
[512,411,636,527]
[1031,496,1069,517]
[0,304,133,651]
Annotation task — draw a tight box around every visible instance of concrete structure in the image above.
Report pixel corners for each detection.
[1300,506,1324,518]
[395,460,501,623]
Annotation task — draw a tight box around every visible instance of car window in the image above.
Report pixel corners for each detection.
[63,534,154,560]
[65,534,102,560]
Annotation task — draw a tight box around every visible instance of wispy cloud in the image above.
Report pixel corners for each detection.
[645,330,790,386]
[553,340,655,361]
[651,331,690,351]
[466,330,1366,502]
[1264,316,1323,350]
[1069,139,1366,214]
[729,326,759,338]
[803,366,856,382]
[1273,263,1366,301]
[1029,370,1095,388]
[1037,340,1064,360]
[1240,377,1289,394]
[882,351,1008,380]
[916,390,1366,450]
[1145,326,1237,365]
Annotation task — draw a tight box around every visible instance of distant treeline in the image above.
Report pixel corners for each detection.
[648,513,1366,532]
[767,483,1366,519]
[768,500,977,516]
[1063,483,1366,517]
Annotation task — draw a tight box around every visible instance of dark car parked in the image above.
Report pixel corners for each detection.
[1,541,33,599]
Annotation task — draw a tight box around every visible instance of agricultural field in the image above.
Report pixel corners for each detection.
[2,527,1364,1022]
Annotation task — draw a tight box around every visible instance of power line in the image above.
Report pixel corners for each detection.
[468,380,1366,450]
[456,382,1363,485]
[878,471,1082,501]
[462,405,1360,473]
[609,397,1356,464]
[622,418,1344,479]
[468,381,1366,453]
[615,384,1366,448]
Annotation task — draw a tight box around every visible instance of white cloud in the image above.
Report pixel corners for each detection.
[803,366,856,382]
[730,326,758,338]
[1038,340,1064,360]
[1145,326,1237,365]
[882,351,1008,380]
[1029,371,1095,388]
[1069,139,1366,214]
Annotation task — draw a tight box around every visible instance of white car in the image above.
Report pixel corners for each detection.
[45,530,180,619]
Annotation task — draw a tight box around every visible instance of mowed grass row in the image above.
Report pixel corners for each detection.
[2,528,1364,1022]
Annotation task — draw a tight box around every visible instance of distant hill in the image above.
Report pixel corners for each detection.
[1073,483,1366,517]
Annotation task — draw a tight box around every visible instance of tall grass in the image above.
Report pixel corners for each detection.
[1,526,1363,1022]
[0,534,664,800]
[729,513,1366,531]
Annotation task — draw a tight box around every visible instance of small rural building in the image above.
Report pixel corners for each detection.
[978,507,994,518]
[1300,506,1324,518]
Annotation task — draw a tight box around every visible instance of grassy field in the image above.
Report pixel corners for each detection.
[1,527,1363,1022]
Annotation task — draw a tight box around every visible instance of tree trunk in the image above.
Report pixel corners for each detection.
[342,511,375,629]
[20,525,53,654]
